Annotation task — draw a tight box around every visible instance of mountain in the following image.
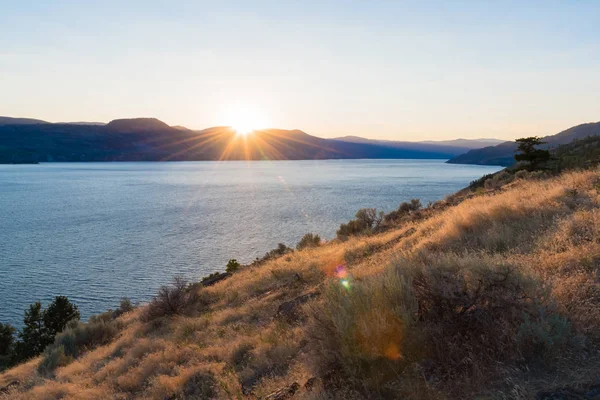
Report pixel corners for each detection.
[447,121,600,166]
[0,118,461,163]
[334,136,503,157]
[105,117,171,132]
[419,138,505,148]
[0,116,49,125]
[59,121,106,126]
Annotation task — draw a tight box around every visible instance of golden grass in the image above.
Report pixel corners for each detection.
[2,169,600,399]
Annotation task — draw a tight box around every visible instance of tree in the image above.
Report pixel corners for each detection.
[515,137,550,170]
[0,322,16,369]
[13,297,80,362]
[0,323,15,356]
[44,296,80,337]
[16,302,48,359]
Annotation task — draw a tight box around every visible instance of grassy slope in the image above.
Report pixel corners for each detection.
[2,169,600,399]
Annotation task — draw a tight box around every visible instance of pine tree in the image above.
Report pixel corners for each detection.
[16,302,49,359]
[43,296,80,337]
[0,322,16,369]
[514,136,551,170]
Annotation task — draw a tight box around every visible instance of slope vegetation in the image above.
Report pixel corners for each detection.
[2,170,600,399]
[447,121,600,166]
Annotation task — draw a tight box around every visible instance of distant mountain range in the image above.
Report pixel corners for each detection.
[0,116,500,164]
[333,136,504,157]
[447,121,600,166]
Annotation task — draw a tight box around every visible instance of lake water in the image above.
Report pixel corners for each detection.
[0,160,501,326]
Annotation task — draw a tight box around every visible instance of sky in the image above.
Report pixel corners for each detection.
[1,1,599,141]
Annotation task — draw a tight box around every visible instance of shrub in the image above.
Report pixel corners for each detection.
[344,243,376,265]
[230,342,254,370]
[113,297,134,318]
[469,173,496,190]
[337,208,384,240]
[37,345,72,375]
[309,253,566,396]
[226,259,241,274]
[515,169,529,180]
[143,277,200,321]
[262,243,293,261]
[384,199,422,222]
[517,309,572,363]
[38,317,122,374]
[296,233,321,250]
[182,370,217,399]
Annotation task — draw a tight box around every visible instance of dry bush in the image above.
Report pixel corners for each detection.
[38,314,123,375]
[143,276,207,321]
[181,369,217,399]
[309,253,573,397]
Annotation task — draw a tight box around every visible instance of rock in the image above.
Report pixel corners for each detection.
[200,272,231,287]
[275,291,319,323]
[262,382,300,400]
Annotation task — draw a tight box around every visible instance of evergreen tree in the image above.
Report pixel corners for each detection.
[43,296,80,337]
[514,136,551,170]
[0,322,15,356]
[0,322,15,369]
[16,302,49,359]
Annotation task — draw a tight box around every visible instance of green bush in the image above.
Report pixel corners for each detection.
[257,243,293,264]
[226,259,241,274]
[37,345,72,375]
[113,297,134,318]
[337,208,384,240]
[38,316,122,374]
[296,233,321,250]
[469,173,496,189]
[384,199,422,222]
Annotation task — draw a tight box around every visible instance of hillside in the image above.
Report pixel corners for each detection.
[2,169,600,399]
[0,117,48,125]
[447,121,600,166]
[0,118,462,164]
[333,136,503,157]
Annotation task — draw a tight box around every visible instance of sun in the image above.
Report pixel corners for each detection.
[222,105,270,136]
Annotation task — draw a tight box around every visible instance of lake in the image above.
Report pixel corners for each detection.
[0,160,501,326]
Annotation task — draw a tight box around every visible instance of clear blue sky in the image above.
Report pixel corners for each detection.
[1,0,599,140]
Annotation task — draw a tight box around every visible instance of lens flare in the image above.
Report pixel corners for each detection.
[341,279,350,289]
[335,264,348,278]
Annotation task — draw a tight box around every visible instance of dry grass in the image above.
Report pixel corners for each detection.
[2,169,600,399]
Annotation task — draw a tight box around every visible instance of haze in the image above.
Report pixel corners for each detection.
[1,0,599,141]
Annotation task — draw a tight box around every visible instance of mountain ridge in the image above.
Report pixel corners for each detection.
[447,121,600,166]
[0,117,486,163]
